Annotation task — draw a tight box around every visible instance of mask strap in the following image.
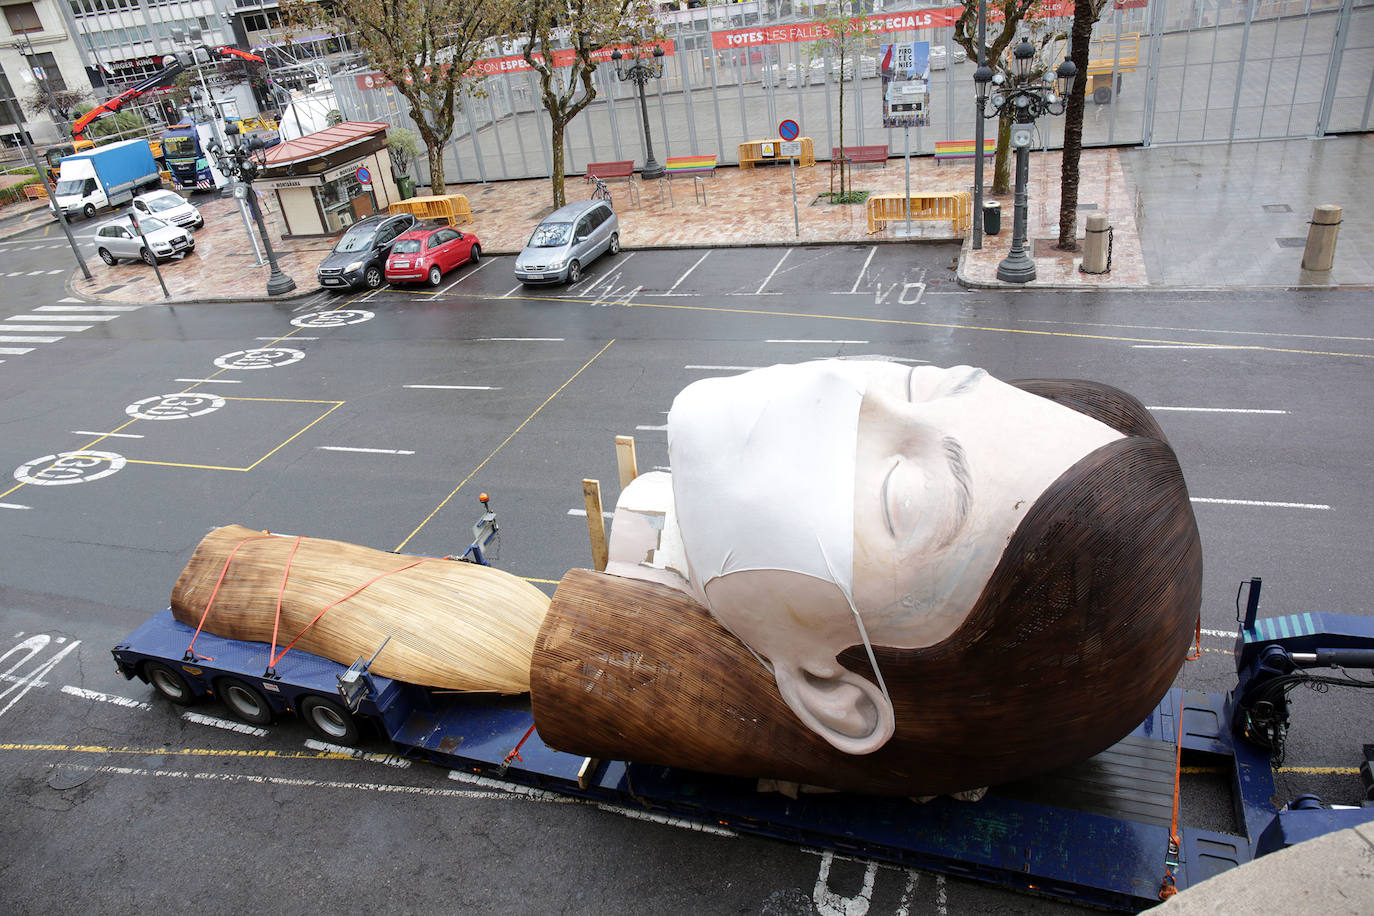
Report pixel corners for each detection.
[817,539,894,713]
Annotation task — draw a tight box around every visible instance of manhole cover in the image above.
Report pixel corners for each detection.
[1275,237,1306,248]
[1263,204,1292,213]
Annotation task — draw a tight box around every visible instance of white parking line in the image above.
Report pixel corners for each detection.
[1147,406,1287,414]
[755,248,792,295]
[25,269,45,275]
[45,269,65,275]
[635,424,667,431]
[0,346,35,354]
[0,324,91,333]
[257,337,319,341]
[72,430,143,439]
[438,257,491,293]
[181,711,268,737]
[567,508,615,519]
[174,378,240,384]
[1191,497,1330,510]
[476,337,564,342]
[303,739,412,768]
[767,339,869,345]
[659,251,710,296]
[1132,344,1247,350]
[684,364,762,371]
[60,686,152,711]
[0,335,62,343]
[404,384,502,390]
[841,245,878,294]
[0,502,32,510]
[316,446,416,455]
[500,284,522,298]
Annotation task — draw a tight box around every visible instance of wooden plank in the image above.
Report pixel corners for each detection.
[582,478,608,572]
[615,435,638,490]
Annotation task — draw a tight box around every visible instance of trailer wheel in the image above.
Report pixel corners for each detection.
[300,695,360,745]
[144,661,197,706]
[216,677,273,725]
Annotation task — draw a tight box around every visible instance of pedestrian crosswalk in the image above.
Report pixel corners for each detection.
[0,303,141,365]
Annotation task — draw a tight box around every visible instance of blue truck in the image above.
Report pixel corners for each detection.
[51,138,161,220]
[111,505,1374,910]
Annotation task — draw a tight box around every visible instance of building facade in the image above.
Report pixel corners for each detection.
[1,0,92,145]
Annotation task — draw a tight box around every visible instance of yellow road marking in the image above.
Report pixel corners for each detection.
[395,339,616,552]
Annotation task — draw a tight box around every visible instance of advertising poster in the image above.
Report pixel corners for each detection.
[880,41,931,129]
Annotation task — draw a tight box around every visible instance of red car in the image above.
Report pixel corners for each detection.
[384,225,481,286]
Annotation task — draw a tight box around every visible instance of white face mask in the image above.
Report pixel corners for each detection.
[666,360,1123,755]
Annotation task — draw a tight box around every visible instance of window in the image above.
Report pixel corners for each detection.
[4,3,43,34]
[33,53,66,92]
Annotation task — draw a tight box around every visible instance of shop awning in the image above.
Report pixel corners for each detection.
[264,121,390,169]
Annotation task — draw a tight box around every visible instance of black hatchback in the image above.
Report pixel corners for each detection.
[316,213,417,290]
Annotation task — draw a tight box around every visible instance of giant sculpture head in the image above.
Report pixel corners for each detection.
[664,361,1123,754]
[537,360,1202,795]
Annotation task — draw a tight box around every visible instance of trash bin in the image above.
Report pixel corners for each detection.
[983,201,1001,235]
[398,176,415,200]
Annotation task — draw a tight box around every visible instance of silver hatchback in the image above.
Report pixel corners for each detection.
[514,198,619,284]
[94,215,195,265]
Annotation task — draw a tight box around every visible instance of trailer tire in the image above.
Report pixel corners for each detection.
[216,677,273,725]
[300,695,360,745]
[144,661,197,706]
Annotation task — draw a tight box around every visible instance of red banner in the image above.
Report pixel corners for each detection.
[355,40,675,90]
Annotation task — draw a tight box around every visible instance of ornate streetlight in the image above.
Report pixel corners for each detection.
[975,38,1076,284]
[611,45,665,181]
[208,124,297,296]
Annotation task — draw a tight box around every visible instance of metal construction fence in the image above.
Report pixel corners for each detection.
[329,0,1373,188]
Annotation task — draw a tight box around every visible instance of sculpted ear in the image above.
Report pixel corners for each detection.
[772,662,895,755]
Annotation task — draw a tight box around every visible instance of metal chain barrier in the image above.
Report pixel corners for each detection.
[1079,224,1114,275]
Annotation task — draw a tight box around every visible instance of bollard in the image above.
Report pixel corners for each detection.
[1301,205,1342,271]
[1082,213,1110,274]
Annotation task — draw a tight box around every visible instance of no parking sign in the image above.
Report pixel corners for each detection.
[356,165,372,187]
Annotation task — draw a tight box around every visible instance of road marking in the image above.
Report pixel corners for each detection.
[660,251,711,296]
[1191,497,1331,510]
[814,850,878,916]
[25,270,45,275]
[684,364,762,371]
[45,269,64,275]
[635,424,667,431]
[476,337,564,342]
[1147,406,1287,414]
[500,284,522,298]
[38,304,140,311]
[0,347,35,354]
[0,639,81,720]
[56,298,87,303]
[303,739,412,767]
[1131,344,1247,350]
[439,257,491,293]
[316,446,416,455]
[0,502,32,510]
[405,385,502,390]
[567,508,614,519]
[0,335,62,343]
[4,272,20,277]
[258,336,320,341]
[842,245,878,295]
[0,324,91,333]
[60,686,152,710]
[1201,628,1236,639]
[174,378,240,384]
[767,339,869,344]
[754,248,792,296]
[71,430,143,439]
[181,711,268,737]
[597,800,737,836]
[13,313,117,321]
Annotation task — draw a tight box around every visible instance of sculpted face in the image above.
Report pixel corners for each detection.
[660,361,1123,754]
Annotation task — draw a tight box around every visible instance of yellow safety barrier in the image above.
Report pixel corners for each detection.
[388,193,472,226]
[866,191,973,236]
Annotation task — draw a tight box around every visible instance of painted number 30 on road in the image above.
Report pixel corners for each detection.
[13,451,126,486]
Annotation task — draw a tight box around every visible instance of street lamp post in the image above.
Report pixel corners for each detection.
[975,38,1076,284]
[611,46,665,181]
[209,124,297,296]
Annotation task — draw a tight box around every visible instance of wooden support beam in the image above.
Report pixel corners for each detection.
[614,435,638,490]
[582,478,608,572]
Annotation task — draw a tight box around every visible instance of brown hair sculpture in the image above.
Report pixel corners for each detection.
[530,372,1202,796]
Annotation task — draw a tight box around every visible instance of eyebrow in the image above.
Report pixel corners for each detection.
[949,369,986,396]
[939,437,972,549]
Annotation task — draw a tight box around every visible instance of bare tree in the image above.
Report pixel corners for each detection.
[807,0,879,201]
[283,0,496,193]
[496,0,661,209]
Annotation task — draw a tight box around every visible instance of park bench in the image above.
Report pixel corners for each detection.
[585,160,639,206]
[866,191,973,236]
[660,154,718,206]
[833,145,888,166]
[933,139,996,165]
[388,193,472,226]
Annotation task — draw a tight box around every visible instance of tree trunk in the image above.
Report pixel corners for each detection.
[550,116,567,210]
[1057,0,1097,250]
[426,143,446,195]
[992,115,1012,194]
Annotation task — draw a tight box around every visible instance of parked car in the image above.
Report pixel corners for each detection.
[93,214,194,265]
[513,199,619,285]
[384,225,481,286]
[316,213,418,290]
[131,188,204,230]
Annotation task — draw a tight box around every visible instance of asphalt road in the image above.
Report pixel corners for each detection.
[2,235,1371,915]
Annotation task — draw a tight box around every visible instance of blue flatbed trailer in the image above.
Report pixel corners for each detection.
[111,579,1374,911]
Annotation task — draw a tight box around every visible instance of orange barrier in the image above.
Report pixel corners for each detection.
[866,191,973,236]
[388,193,472,226]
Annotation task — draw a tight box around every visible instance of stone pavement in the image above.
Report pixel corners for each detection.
[0,132,1365,304]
